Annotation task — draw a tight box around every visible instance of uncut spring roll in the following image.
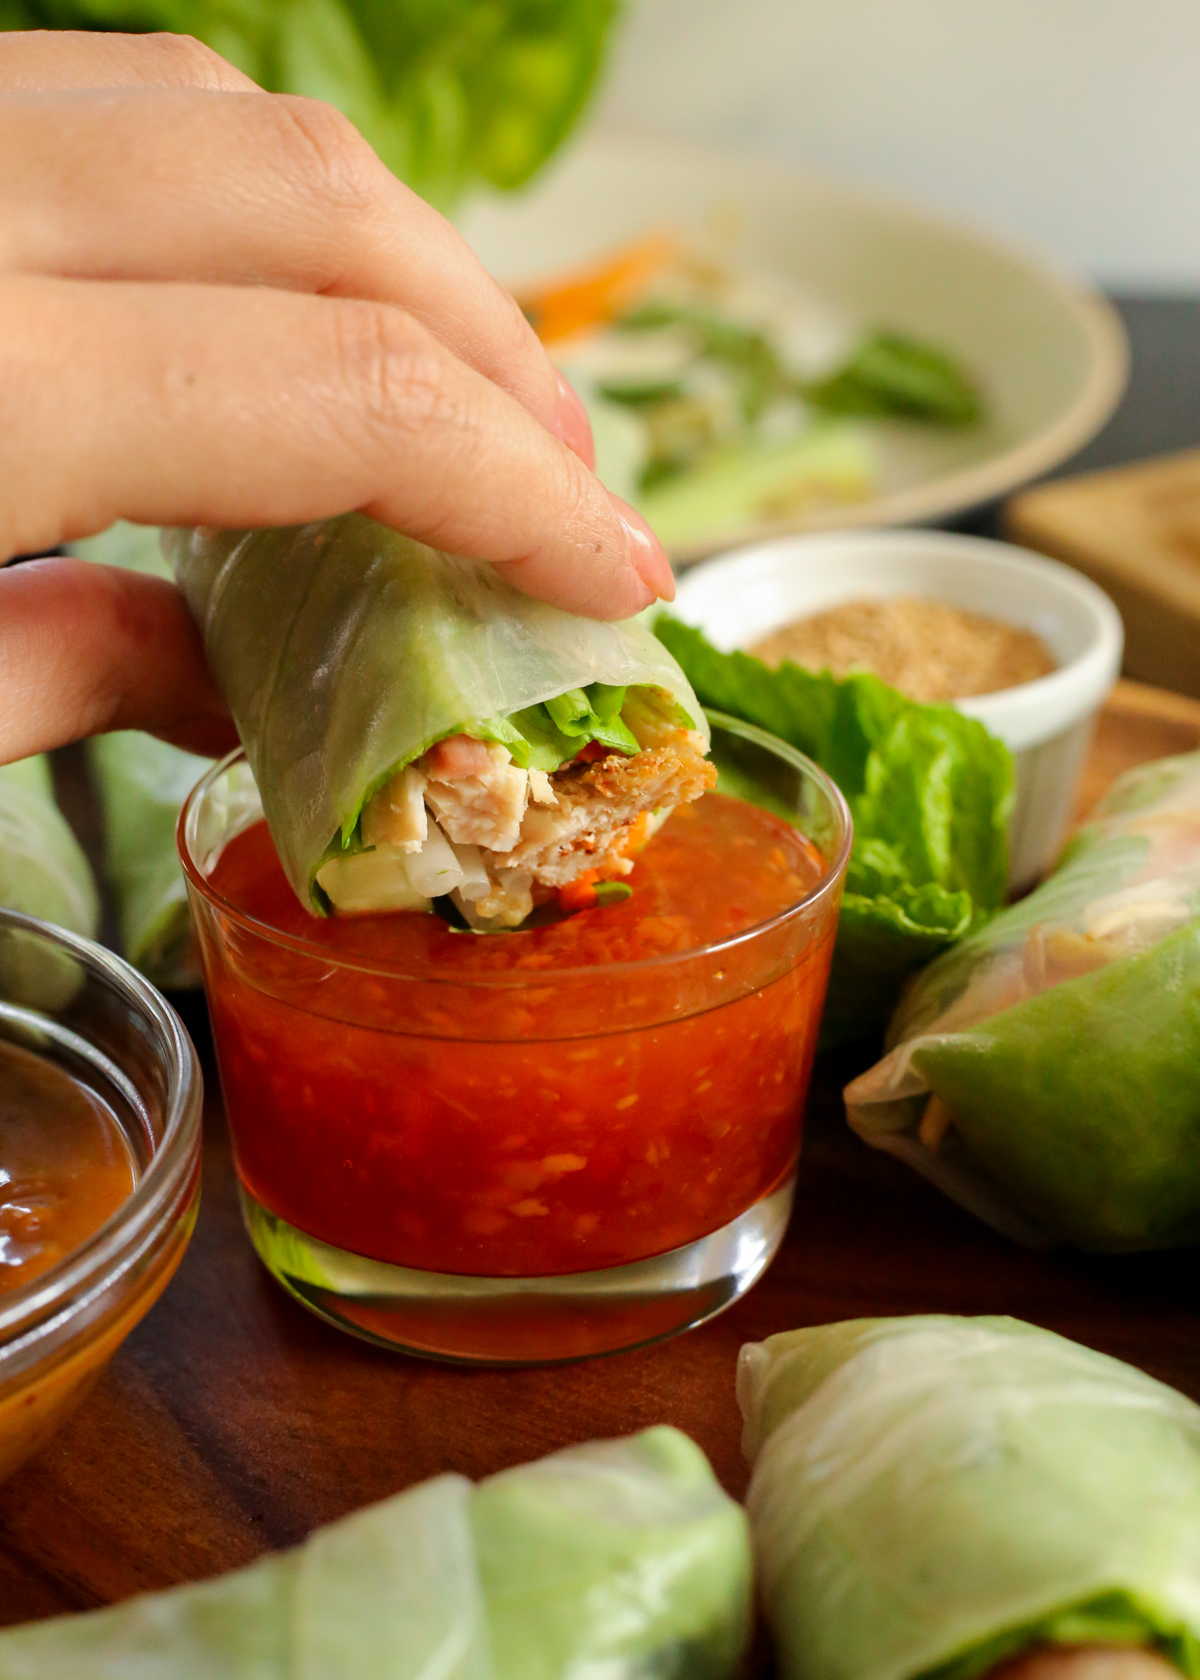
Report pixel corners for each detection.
[87,733,212,989]
[167,515,715,928]
[67,523,213,987]
[0,757,99,1009]
[844,751,1200,1249]
[0,1428,751,1678]
[738,1315,1200,1680]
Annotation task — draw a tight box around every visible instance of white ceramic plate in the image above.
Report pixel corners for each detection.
[459,135,1129,562]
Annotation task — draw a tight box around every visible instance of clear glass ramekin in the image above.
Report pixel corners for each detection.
[0,911,203,1483]
[179,714,851,1364]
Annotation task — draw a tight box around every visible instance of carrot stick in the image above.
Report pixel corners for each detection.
[515,233,681,344]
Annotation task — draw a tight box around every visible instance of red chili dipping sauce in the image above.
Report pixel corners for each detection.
[202,794,839,1277]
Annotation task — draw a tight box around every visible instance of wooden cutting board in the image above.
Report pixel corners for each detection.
[1008,449,1200,698]
[1,680,1199,1650]
[1074,676,1200,811]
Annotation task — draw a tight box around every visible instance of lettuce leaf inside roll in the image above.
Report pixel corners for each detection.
[738,1316,1200,1680]
[167,516,715,927]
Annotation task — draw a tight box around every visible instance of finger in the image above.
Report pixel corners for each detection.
[0,274,671,619]
[0,29,257,93]
[0,83,591,463]
[0,558,237,761]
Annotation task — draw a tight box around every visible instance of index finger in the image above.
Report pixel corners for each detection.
[0,29,258,92]
[0,36,593,464]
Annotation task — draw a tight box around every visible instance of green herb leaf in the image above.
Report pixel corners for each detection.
[615,300,788,423]
[804,330,983,426]
[596,379,686,408]
[593,880,633,905]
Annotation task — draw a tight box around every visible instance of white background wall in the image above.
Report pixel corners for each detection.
[591,0,1200,289]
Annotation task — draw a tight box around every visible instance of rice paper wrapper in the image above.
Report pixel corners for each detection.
[473,1426,752,1679]
[738,1315,1200,1680]
[0,757,99,1010]
[0,1472,488,1680]
[87,732,211,990]
[845,751,1200,1249]
[67,519,169,580]
[166,516,708,908]
[0,1429,750,1679]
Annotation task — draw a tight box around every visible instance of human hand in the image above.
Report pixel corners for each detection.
[0,31,672,762]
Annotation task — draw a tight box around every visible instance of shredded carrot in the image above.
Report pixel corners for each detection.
[515,233,681,344]
[558,872,600,912]
[623,812,652,855]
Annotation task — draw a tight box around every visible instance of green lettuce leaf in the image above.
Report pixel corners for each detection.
[511,681,640,765]
[655,619,1012,1044]
[5,0,618,210]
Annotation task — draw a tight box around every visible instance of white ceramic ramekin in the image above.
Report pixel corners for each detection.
[673,529,1124,889]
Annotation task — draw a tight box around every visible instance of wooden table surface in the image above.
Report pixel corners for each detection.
[2,679,1200,1634]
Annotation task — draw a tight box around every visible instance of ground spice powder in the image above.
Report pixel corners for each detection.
[749,595,1055,702]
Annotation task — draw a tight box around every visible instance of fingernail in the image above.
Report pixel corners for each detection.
[554,370,596,470]
[611,496,675,602]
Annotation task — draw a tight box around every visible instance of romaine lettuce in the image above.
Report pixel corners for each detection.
[655,619,1012,1044]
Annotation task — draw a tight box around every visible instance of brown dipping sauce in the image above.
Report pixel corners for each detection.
[750,596,1055,703]
[0,1040,137,1295]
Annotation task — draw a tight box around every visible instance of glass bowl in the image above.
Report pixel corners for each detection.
[179,714,851,1364]
[0,911,202,1484]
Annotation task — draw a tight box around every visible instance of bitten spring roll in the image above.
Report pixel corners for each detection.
[739,1316,1200,1680]
[166,515,715,928]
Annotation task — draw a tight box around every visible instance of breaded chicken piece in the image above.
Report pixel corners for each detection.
[486,731,715,888]
[353,722,714,927]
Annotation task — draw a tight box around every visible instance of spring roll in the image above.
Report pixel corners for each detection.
[167,516,714,927]
[738,1315,1200,1680]
[86,732,212,990]
[67,522,213,987]
[0,757,99,1009]
[0,1428,751,1678]
[845,751,1200,1249]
